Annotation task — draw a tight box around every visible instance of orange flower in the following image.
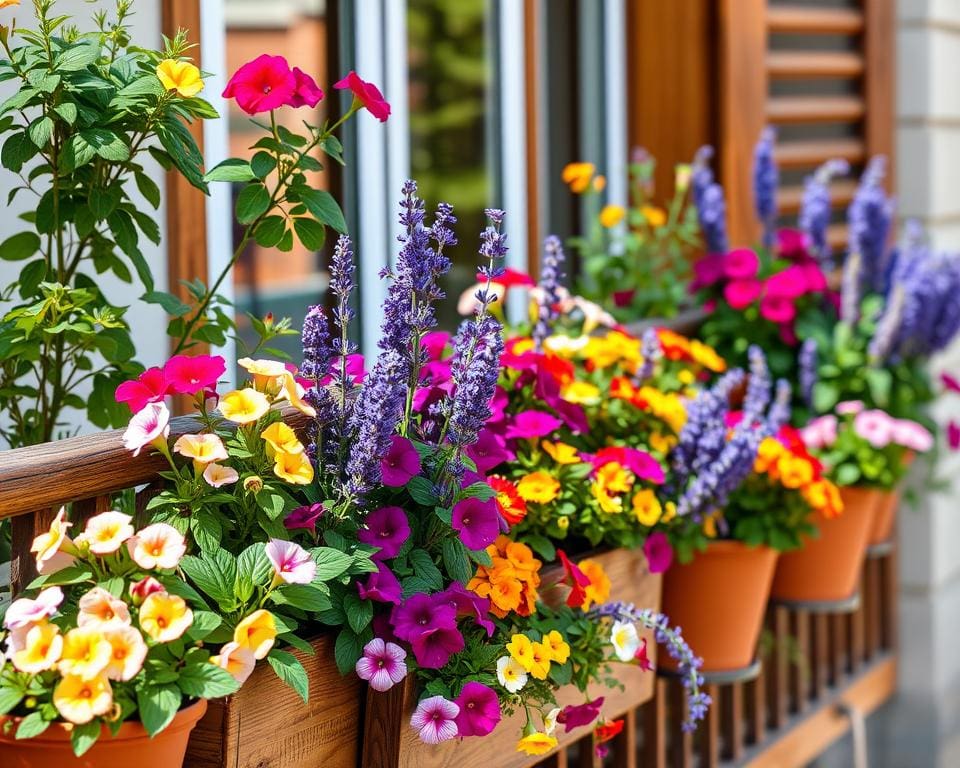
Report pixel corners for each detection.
[600,204,626,228]
[610,376,637,401]
[562,162,595,193]
[777,454,815,489]
[467,537,540,618]
[754,437,785,475]
[641,205,666,227]
[579,559,611,610]
[517,472,561,505]
[542,440,580,465]
[488,476,527,525]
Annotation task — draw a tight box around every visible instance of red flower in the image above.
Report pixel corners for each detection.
[290,67,324,108]
[594,718,624,744]
[474,266,534,288]
[223,54,297,115]
[635,638,653,671]
[334,71,391,122]
[557,697,604,732]
[487,476,527,525]
[115,367,170,412]
[557,550,591,609]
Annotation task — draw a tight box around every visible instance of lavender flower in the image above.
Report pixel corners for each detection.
[698,184,729,255]
[798,338,818,409]
[589,602,710,732]
[300,305,332,380]
[799,158,849,270]
[753,127,779,249]
[743,345,771,423]
[691,145,715,212]
[848,157,895,294]
[767,379,792,432]
[840,251,862,325]
[634,327,661,384]
[532,235,565,351]
[868,285,905,362]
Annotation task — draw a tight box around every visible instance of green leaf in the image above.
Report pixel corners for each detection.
[137,683,181,737]
[0,231,40,262]
[271,583,332,613]
[57,44,101,71]
[135,172,162,208]
[156,118,208,193]
[343,592,374,634]
[407,476,438,506]
[0,685,24,715]
[27,116,54,148]
[442,538,473,584]
[53,102,78,125]
[82,128,129,162]
[253,215,286,248]
[523,534,556,563]
[461,481,496,502]
[142,290,191,317]
[1,132,37,173]
[204,158,256,183]
[268,650,309,703]
[297,188,347,233]
[251,151,276,179]
[409,549,443,591]
[70,721,101,756]
[334,628,367,675]
[293,217,326,251]
[181,551,237,608]
[836,463,861,486]
[186,610,222,642]
[19,258,48,297]
[178,662,240,698]
[27,565,94,589]
[235,183,271,225]
[15,711,51,740]
[312,547,353,581]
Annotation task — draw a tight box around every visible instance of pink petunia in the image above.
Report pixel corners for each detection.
[777,228,811,261]
[764,267,809,300]
[635,638,654,671]
[643,532,673,574]
[723,279,762,310]
[465,428,515,473]
[800,415,838,450]
[223,54,297,115]
[949,422,960,451]
[289,67,324,108]
[798,261,828,292]
[557,697,604,733]
[421,331,451,361]
[722,249,759,280]
[453,682,501,738]
[836,400,865,415]
[163,354,226,395]
[334,71,391,122]
[891,419,934,453]
[410,695,459,744]
[358,562,403,605]
[355,638,407,692]
[942,373,960,394]
[505,410,563,441]
[691,254,725,290]
[759,294,796,324]
[853,409,894,448]
[381,435,422,487]
[265,539,317,585]
[122,402,170,457]
[3,586,63,630]
[115,367,170,413]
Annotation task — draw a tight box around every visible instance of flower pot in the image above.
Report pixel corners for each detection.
[0,700,207,768]
[772,486,880,603]
[870,488,901,545]
[661,541,778,672]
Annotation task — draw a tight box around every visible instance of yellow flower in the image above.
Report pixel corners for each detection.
[649,432,676,455]
[543,334,588,357]
[506,633,535,672]
[517,732,558,756]
[273,449,314,485]
[561,162,595,193]
[156,58,204,98]
[529,641,552,680]
[544,630,570,664]
[777,454,815,489]
[678,369,695,385]
[58,627,112,680]
[102,625,147,682]
[557,515,569,530]
[599,204,626,228]
[580,560,611,610]
[210,641,256,685]
[632,489,663,526]
[639,387,687,434]
[755,437,786,475]
[76,511,135,555]
[234,609,277,659]
[281,372,318,418]
[596,462,633,494]
[641,205,666,228]
[30,506,75,574]
[53,674,113,725]
[0,0,21,8]
[238,358,287,392]
[11,621,62,674]
[173,433,228,468]
[517,472,561,504]
[675,164,692,192]
[661,500,678,523]
[220,388,271,424]
[561,380,600,405]
[593,175,607,192]
[593,481,623,514]
[78,586,131,628]
[542,440,580,465]
[139,592,193,643]
[261,421,305,455]
[690,339,727,373]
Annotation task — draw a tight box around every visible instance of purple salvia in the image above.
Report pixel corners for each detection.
[799,158,849,270]
[868,285,905,363]
[798,338,818,410]
[691,145,715,212]
[753,127,779,249]
[698,184,729,255]
[634,327,661,384]
[300,305,332,380]
[532,235,565,351]
[840,252,862,325]
[767,379,792,433]
[743,345,771,423]
[848,156,895,294]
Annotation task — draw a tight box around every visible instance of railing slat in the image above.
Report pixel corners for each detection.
[612,708,637,768]
[641,681,667,768]
[721,682,744,761]
[789,610,809,713]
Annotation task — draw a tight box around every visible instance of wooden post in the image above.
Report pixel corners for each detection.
[863,0,895,188]
[361,680,406,768]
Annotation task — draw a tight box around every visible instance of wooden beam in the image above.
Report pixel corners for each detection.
[863,0,896,190]
[767,6,865,35]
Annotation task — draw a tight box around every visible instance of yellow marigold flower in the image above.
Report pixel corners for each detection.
[0,0,22,8]
[506,634,535,672]
[561,380,601,405]
[30,506,75,575]
[238,357,287,392]
[139,592,193,644]
[544,630,570,664]
[599,204,626,228]
[76,511,135,555]
[593,175,607,192]
[517,471,561,504]
[210,641,256,685]
[58,627,112,680]
[562,162,595,193]
[755,437,785,475]
[529,641,552,680]
[53,674,112,725]
[173,433,228,467]
[220,388,271,424]
[690,339,727,373]
[234,609,277,660]
[11,621,62,674]
[642,205,667,228]
[777,454,815,489]
[261,421,304,455]
[273,449,314,485]
[542,440,581,465]
[156,58,204,98]
[517,732,558,756]
[580,559,611,610]
[102,625,148,682]
[632,489,663,526]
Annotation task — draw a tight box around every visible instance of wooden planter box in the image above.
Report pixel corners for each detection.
[185,633,362,768]
[362,547,663,768]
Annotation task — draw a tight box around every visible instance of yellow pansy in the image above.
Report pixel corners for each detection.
[600,204,626,228]
[777,454,814,489]
[11,621,63,674]
[632,489,663,526]
[562,162,595,194]
[561,380,600,405]
[641,205,666,227]
[139,592,193,643]
[219,388,271,424]
[58,627,112,680]
[517,732,558,756]
[506,634,535,672]
[529,641,552,680]
[234,609,277,660]
[544,630,570,664]
[596,462,633,494]
[273,449,314,485]
[541,440,580,465]
[156,59,204,98]
[517,472,560,505]
[53,674,113,725]
[261,421,304,455]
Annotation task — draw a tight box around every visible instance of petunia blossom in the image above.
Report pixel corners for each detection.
[355,638,407,692]
[453,681,501,738]
[358,561,403,605]
[643,531,674,574]
[115,367,169,413]
[853,409,894,448]
[164,354,226,395]
[452,496,499,551]
[891,419,934,453]
[4,586,63,630]
[557,550,591,609]
[223,54,297,115]
[127,523,186,570]
[210,641,256,685]
[381,435,422,487]
[722,249,759,279]
[557,697,604,732]
[410,695,459,745]
[390,594,464,669]
[290,67,324,108]
[122,402,170,457]
[77,587,131,628]
[334,71,391,122]
[724,279,762,310]
[265,539,317,585]
[759,294,796,324]
[203,463,240,488]
[434,582,495,637]
[505,410,563,441]
[836,400,865,415]
[635,638,654,671]
[284,502,326,533]
[357,506,410,560]
[465,428,515,473]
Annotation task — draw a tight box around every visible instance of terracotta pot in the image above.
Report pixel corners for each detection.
[870,488,901,545]
[661,540,778,672]
[0,700,207,768]
[772,486,880,603]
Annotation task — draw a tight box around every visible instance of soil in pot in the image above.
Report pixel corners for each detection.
[661,540,778,673]
[0,700,207,768]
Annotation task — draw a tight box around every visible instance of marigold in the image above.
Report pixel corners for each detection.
[632,489,663,526]
[517,471,561,504]
[599,204,626,228]
[542,440,580,465]
[562,162,595,193]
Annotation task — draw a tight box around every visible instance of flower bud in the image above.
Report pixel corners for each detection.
[557,516,569,531]
[675,164,692,193]
[243,475,264,494]
[129,576,165,605]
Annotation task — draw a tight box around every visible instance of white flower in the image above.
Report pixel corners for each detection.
[543,707,561,736]
[611,620,640,662]
[496,655,528,693]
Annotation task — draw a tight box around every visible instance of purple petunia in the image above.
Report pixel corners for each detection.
[453,682,501,738]
[465,428,515,473]
[434,583,495,638]
[391,593,465,669]
[452,496,500,551]
[358,561,403,605]
[643,531,674,574]
[505,410,562,441]
[355,638,407,692]
[357,506,411,560]
[380,435,422,487]
[284,502,325,534]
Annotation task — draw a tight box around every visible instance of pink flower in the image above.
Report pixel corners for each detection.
[722,249,759,279]
[591,446,665,484]
[284,502,326,534]
[410,695,460,744]
[764,267,808,300]
[122,402,170,457]
[334,71,391,122]
[635,638,653,671]
[643,532,673,574]
[163,354,226,395]
[355,638,407,692]
[422,331,451,361]
[613,289,635,308]
[777,228,811,261]
[942,373,960,394]
[949,422,960,450]
[223,54,297,115]
[798,261,828,292]
[759,294,796,324]
[203,463,239,488]
[836,400,864,415]
[290,67,324,108]
[691,254,725,290]
[557,697,604,732]
[465,428,515,473]
[127,523,186,570]
[800,415,838,450]
[381,435,422,487]
[358,562,403,605]
[128,576,165,605]
[265,539,317,585]
[452,497,499,551]
[4,587,63,630]
[891,419,934,453]
[115,367,169,413]
[505,410,563,440]
[723,279,762,310]
[358,506,410,560]
[453,681,501,738]
[853,409,894,448]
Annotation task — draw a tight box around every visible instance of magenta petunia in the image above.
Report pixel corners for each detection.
[453,681,501,738]
[635,638,654,671]
[452,497,500,551]
[505,410,563,441]
[723,279,762,310]
[722,248,759,280]
[764,267,808,300]
[390,594,464,669]
[163,354,226,395]
[422,331,451,361]
[358,506,411,561]
[358,561,403,605]
[777,228,810,261]
[465,428,515,473]
[798,261,828,292]
[759,294,796,324]
[290,67,324,108]
[943,373,960,394]
[613,289,636,308]
[334,71,391,122]
[949,422,960,451]
[381,435,422,487]
[223,54,298,115]
[643,532,674,574]
[355,638,407,692]
[590,447,665,485]
[284,502,325,533]
[691,254,725,290]
[434,583,494,638]
[410,695,459,744]
[487,386,509,423]
[115,367,170,413]
[557,697,604,732]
